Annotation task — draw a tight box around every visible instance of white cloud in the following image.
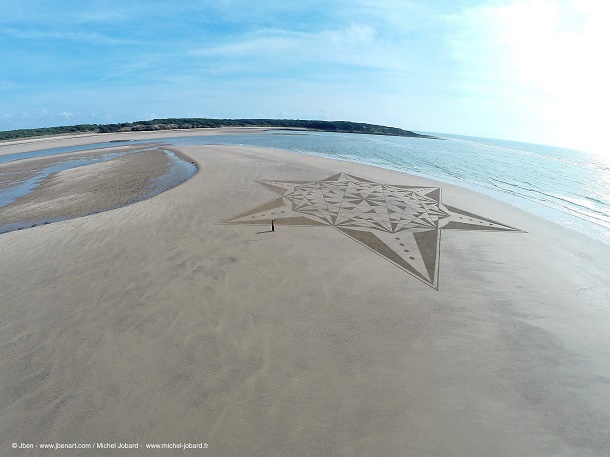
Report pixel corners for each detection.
[1,27,137,45]
[448,0,610,157]
[74,11,126,23]
[187,25,410,73]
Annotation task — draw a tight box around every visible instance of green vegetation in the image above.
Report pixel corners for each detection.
[0,118,437,141]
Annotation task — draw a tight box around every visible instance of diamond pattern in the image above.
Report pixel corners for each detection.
[221,173,522,289]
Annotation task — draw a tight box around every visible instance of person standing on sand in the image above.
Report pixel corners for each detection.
[271,219,275,232]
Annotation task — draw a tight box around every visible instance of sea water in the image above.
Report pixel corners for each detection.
[1,130,608,245]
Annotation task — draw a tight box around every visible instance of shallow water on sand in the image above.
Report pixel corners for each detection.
[0,146,196,233]
[0,149,139,208]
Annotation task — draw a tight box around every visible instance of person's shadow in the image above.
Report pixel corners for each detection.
[255,230,274,234]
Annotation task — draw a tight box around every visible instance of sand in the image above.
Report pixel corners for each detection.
[0,145,179,232]
[0,127,271,157]
[1,131,610,456]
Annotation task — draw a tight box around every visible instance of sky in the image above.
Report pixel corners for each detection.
[1,0,609,157]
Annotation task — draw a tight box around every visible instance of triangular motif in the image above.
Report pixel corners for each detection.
[221,173,523,288]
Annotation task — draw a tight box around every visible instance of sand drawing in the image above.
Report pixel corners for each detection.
[221,173,522,288]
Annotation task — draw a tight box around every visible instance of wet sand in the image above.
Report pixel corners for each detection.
[0,127,271,157]
[1,133,610,456]
[0,144,194,233]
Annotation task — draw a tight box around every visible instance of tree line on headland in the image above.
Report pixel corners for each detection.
[0,118,437,141]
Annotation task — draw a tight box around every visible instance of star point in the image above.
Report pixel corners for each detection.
[220,173,522,289]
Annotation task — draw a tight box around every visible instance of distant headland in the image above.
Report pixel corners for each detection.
[0,118,438,141]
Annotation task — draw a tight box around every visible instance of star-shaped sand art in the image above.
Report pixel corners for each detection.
[221,173,522,289]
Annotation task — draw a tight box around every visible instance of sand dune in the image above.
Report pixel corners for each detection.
[1,137,609,456]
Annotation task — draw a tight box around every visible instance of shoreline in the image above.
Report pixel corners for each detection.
[1,129,608,248]
[0,127,273,157]
[0,119,436,144]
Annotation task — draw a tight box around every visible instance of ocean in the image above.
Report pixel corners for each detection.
[2,130,609,245]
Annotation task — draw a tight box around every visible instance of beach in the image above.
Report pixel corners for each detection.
[0,145,177,232]
[1,131,610,456]
[0,127,271,157]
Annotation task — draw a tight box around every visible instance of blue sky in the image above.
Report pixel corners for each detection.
[1,0,608,157]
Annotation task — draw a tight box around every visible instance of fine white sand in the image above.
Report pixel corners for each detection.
[1,132,609,456]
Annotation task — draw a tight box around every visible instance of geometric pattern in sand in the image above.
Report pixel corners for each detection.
[221,173,522,289]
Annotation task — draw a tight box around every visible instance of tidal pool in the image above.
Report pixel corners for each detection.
[0,144,197,234]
